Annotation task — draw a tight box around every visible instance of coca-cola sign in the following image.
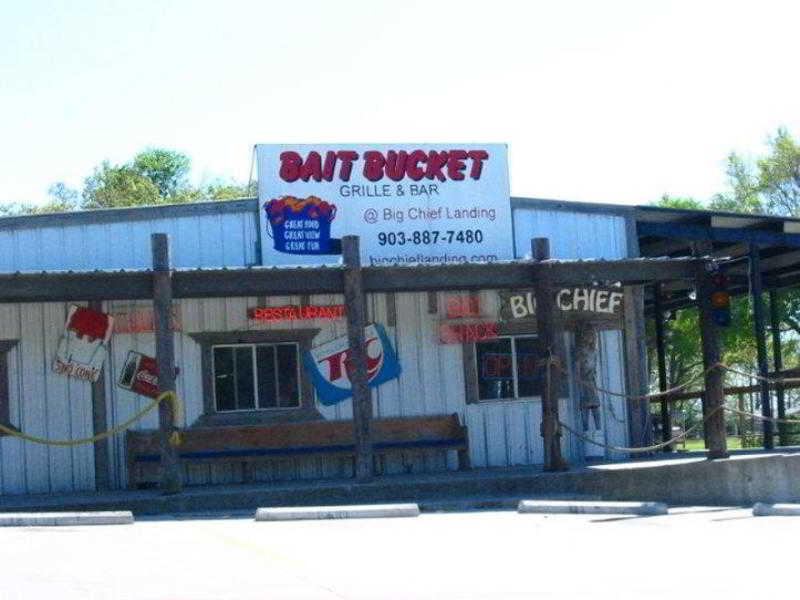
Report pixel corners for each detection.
[118,351,160,398]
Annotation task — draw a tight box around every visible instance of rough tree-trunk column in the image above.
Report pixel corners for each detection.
[532,238,567,471]
[342,236,374,482]
[696,263,729,459]
[152,233,182,494]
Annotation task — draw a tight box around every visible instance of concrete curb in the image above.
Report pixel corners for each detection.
[753,502,800,516]
[518,500,668,516]
[255,503,420,521]
[0,511,134,527]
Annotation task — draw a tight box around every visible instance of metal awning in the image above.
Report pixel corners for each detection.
[636,205,800,312]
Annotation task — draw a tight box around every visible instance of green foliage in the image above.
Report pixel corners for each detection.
[710,128,800,216]
[82,161,161,209]
[47,182,79,210]
[131,148,191,198]
[709,153,764,214]
[1,148,256,217]
[758,128,800,216]
[655,194,704,210]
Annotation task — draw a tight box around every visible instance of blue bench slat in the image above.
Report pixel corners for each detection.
[134,437,465,463]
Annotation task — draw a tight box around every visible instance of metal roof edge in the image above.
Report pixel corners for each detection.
[0,197,259,231]
[511,197,635,217]
[634,203,800,225]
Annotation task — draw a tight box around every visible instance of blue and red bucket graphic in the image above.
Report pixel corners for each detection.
[265,195,337,255]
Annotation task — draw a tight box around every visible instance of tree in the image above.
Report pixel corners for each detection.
[656,193,703,211]
[710,128,800,216]
[82,161,161,209]
[47,182,79,210]
[132,148,191,198]
[650,133,800,440]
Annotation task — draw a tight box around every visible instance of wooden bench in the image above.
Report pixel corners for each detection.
[125,413,470,489]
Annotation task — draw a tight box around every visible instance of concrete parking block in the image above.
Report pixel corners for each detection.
[0,511,134,527]
[255,503,420,521]
[518,500,668,515]
[753,502,800,516]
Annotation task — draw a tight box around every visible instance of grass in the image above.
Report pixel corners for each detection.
[681,436,744,451]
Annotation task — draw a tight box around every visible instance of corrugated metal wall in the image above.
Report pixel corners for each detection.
[0,206,258,272]
[0,303,95,495]
[511,206,631,461]
[0,201,633,495]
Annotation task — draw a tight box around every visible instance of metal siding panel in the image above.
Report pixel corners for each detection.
[173,217,201,268]
[418,292,446,417]
[394,293,425,417]
[199,298,228,331]
[482,404,508,467]
[0,235,15,272]
[43,303,76,492]
[526,402,543,463]
[513,208,627,260]
[81,224,108,271]
[0,344,25,494]
[0,209,255,273]
[179,331,204,428]
[598,330,629,460]
[19,304,50,493]
[197,218,223,267]
[221,214,246,266]
[504,403,530,466]
[105,222,137,271]
[465,407,487,468]
[243,210,258,265]
[223,297,249,331]
[15,230,43,271]
[178,299,205,429]
[131,221,154,269]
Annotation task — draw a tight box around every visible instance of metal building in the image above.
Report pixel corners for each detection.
[0,197,638,496]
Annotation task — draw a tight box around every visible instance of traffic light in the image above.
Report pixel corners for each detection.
[710,271,731,327]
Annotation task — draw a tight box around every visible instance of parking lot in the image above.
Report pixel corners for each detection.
[1,505,795,600]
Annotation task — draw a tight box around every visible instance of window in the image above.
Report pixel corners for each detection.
[190,329,320,427]
[475,335,543,401]
[212,343,300,411]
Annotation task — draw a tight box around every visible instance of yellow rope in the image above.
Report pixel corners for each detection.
[0,391,182,447]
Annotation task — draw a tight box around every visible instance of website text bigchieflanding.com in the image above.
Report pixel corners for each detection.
[368,253,499,266]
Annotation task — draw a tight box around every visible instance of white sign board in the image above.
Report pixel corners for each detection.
[256,144,512,266]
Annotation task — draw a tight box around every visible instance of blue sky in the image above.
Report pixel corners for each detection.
[2,0,799,208]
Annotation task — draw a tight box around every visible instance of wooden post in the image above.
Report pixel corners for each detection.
[769,290,787,446]
[624,218,652,450]
[532,238,567,471]
[151,233,182,494]
[653,284,672,452]
[342,236,374,482]
[737,393,746,447]
[749,244,773,449]
[696,263,728,459]
[89,300,111,491]
[693,240,713,451]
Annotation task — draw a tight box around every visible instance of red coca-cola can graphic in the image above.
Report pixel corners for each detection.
[118,351,160,398]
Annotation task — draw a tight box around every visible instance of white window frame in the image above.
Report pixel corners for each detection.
[211,342,301,412]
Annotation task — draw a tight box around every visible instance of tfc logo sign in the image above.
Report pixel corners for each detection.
[303,324,401,406]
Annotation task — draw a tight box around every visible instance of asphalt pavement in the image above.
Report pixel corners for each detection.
[1,505,794,599]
